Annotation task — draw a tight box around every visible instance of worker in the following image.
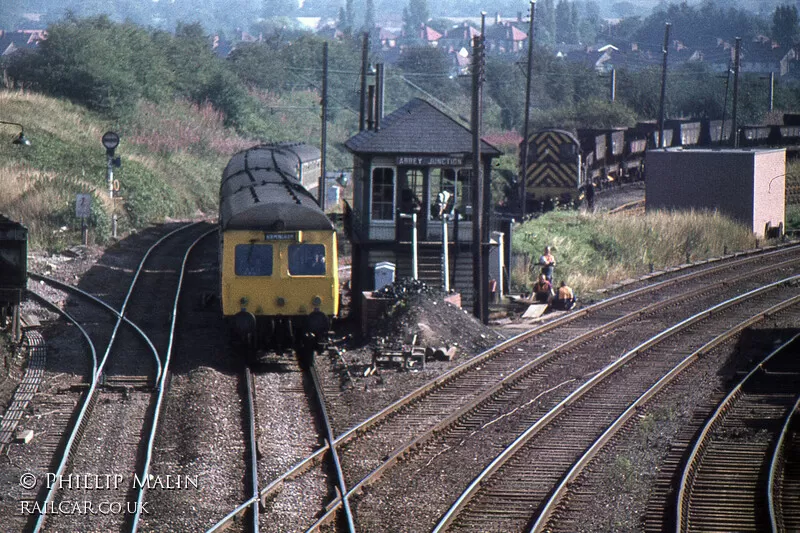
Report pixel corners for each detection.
[539,246,556,283]
[532,274,553,304]
[435,189,453,219]
[552,280,575,311]
[585,182,596,211]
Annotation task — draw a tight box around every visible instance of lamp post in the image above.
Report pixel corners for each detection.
[0,121,31,146]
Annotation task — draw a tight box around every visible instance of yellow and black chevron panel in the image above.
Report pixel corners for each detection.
[522,129,580,195]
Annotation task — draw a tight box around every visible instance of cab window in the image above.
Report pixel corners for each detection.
[288,244,326,276]
[235,244,273,276]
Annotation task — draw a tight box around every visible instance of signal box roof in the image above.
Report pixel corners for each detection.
[345,98,502,157]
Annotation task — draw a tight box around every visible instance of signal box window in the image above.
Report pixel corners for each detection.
[235,244,273,276]
[289,244,326,276]
[430,168,456,219]
[456,169,473,219]
[371,168,395,221]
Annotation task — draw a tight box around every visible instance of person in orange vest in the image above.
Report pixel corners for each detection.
[531,274,553,304]
[552,280,575,310]
[539,246,556,283]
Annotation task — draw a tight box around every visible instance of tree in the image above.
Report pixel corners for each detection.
[6,15,173,114]
[345,0,356,33]
[580,1,600,44]
[636,2,762,48]
[363,0,376,33]
[555,0,571,44]
[535,0,557,45]
[569,3,580,43]
[403,0,430,35]
[396,46,453,101]
[773,5,799,48]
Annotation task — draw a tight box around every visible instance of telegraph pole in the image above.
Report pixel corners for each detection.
[480,12,490,326]
[472,14,488,324]
[520,0,536,219]
[359,32,369,131]
[609,68,616,102]
[657,22,671,148]
[769,71,775,112]
[731,37,741,147]
[375,63,385,129]
[721,61,731,141]
[320,42,328,211]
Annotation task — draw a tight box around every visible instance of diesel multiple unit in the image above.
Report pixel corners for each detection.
[218,143,338,360]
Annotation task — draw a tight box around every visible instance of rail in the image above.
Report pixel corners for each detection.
[769,391,800,532]
[131,228,217,532]
[435,274,800,532]
[676,327,800,532]
[31,222,200,533]
[531,291,800,532]
[309,364,356,532]
[208,242,800,530]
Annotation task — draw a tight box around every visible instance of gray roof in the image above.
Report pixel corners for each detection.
[219,145,331,232]
[345,98,502,157]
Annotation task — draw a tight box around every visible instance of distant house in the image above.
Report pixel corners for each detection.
[211,34,233,58]
[296,17,323,31]
[484,22,527,54]
[741,41,797,76]
[450,47,471,76]
[240,30,262,43]
[317,25,344,41]
[419,25,443,47]
[0,29,44,57]
[379,28,398,49]
[706,38,798,77]
[563,44,619,72]
[439,22,480,53]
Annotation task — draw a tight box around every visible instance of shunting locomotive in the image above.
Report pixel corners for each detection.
[521,114,800,212]
[218,143,338,362]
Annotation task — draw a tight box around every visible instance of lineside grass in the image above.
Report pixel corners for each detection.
[0,90,248,250]
[512,210,759,296]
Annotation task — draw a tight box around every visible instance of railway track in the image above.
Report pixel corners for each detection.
[676,331,800,532]
[25,222,211,533]
[253,359,342,533]
[531,289,800,532]
[207,358,355,533]
[207,243,800,531]
[434,276,800,532]
[129,227,252,531]
[772,393,800,533]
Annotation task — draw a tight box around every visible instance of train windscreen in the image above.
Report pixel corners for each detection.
[235,244,273,276]
[288,244,326,276]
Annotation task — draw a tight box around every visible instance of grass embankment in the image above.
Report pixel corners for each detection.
[0,90,252,249]
[512,210,760,296]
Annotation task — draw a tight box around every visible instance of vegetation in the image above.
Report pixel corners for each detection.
[0,91,247,250]
[511,210,759,295]
[1,6,798,257]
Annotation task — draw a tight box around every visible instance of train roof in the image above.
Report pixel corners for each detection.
[220,144,332,232]
[221,143,320,193]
